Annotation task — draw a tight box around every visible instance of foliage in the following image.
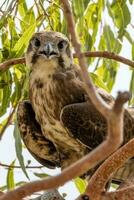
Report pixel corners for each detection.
[0,0,134,197]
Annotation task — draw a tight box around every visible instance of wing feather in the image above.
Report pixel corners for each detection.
[17,100,60,168]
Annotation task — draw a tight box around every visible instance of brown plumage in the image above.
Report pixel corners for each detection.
[17,31,134,184]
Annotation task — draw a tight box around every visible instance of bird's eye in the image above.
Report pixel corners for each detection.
[34,38,40,47]
[58,40,66,50]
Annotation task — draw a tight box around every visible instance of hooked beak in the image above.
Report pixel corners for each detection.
[39,43,59,58]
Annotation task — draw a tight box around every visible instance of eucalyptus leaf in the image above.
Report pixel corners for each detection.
[73,177,87,194]
[132,42,134,61]
[34,172,50,178]
[7,160,15,190]
[18,0,28,18]
[12,23,36,57]
[129,71,134,105]
[13,119,29,179]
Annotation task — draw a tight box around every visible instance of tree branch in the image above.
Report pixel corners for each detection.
[0,105,17,139]
[0,51,134,72]
[0,92,129,200]
[76,51,134,69]
[102,185,134,200]
[0,192,4,197]
[84,138,134,200]
[0,57,25,72]
[0,1,130,200]
[0,162,43,169]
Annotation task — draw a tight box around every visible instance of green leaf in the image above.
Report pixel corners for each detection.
[124,31,133,44]
[18,0,28,18]
[12,23,36,57]
[11,73,24,106]
[111,183,119,189]
[0,71,12,117]
[7,160,15,190]
[72,0,86,19]
[20,8,36,31]
[107,1,130,38]
[1,181,27,191]
[84,3,98,30]
[129,71,134,105]
[103,25,121,53]
[74,177,87,194]
[84,1,104,47]
[129,0,133,4]
[46,3,61,31]
[14,119,29,179]
[8,17,19,49]
[132,42,134,61]
[90,72,110,92]
[34,172,50,178]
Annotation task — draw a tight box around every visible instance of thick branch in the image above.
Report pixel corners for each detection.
[0,51,134,72]
[102,185,134,200]
[0,92,129,200]
[0,192,4,197]
[85,138,134,200]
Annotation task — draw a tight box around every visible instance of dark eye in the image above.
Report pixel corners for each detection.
[58,40,66,49]
[34,38,40,47]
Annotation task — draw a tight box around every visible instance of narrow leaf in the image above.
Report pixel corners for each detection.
[7,160,15,190]
[12,23,36,57]
[74,177,87,194]
[34,172,50,178]
[14,119,29,179]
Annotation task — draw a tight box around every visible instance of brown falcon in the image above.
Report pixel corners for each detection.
[17,31,134,183]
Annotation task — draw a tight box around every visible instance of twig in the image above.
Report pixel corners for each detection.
[0,163,43,169]
[0,105,17,139]
[39,0,54,30]
[0,51,134,72]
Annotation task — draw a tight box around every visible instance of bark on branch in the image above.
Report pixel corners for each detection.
[0,51,134,72]
[77,138,134,200]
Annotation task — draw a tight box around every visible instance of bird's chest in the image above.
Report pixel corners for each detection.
[29,75,86,153]
[30,72,84,123]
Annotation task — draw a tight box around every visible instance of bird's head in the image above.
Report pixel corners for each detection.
[25,31,73,72]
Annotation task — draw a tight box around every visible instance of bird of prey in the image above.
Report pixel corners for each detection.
[17,31,134,183]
